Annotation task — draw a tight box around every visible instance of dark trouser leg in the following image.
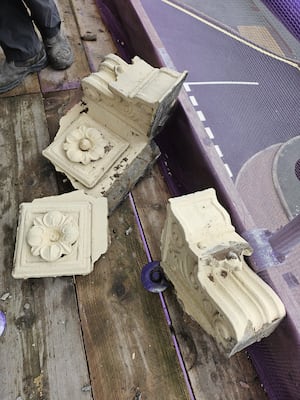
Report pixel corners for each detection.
[23,0,61,39]
[0,0,42,62]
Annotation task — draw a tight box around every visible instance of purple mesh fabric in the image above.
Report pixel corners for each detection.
[261,0,300,41]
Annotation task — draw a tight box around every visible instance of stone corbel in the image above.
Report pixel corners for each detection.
[160,189,286,356]
[13,191,108,278]
[42,54,187,213]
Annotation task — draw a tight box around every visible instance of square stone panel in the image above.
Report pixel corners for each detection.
[13,200,93,278]
[43,113,129,189]
[42,54,187,213]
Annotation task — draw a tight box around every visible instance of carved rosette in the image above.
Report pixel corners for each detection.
[63,126,110,165]
[26,211,79,262]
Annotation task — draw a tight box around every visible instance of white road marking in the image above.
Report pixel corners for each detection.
[224,163,233,178]
[214,145,223,158]
[183,83,237,179]
[184,81,259,92]
[205,127,214,139]
[162,0,299,69]
[197,110,206,121]
[189,95,198,106]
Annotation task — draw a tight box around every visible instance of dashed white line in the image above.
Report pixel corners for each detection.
[214,145,223,158]
[224,163,233,178]
[189,95,198,106]
[187,90,234,179]
[205,126,214,139]
[197,110,206,122]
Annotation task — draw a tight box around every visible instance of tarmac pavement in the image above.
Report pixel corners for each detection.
[141,0,300,178]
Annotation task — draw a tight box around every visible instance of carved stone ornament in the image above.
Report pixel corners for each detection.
[26,210,79,262]
[160,189,286,356]
[13,191,108,279]
[42,53,187,213]
[63,126,108,165]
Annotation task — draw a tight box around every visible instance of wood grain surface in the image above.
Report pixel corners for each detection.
[76,197,190,399]
[0,1,271,399]
[0,95,92,400]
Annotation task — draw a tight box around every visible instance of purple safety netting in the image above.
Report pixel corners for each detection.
[261,0,300,41]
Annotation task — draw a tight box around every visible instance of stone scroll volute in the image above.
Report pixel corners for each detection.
[160,189,286,356]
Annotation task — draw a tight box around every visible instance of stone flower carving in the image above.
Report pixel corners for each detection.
[26,211,79,262]
[63,126,109,165]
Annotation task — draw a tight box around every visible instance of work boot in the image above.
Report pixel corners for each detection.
[44,31,74,70]
[0,48,47,94]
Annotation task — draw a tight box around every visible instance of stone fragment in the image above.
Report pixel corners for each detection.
[160,188,286,356]
[13,191,108,279]
[42,53,187,213]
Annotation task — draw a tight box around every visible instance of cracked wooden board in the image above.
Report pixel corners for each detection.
[45,89,190,399]
[0,94,92,400]
[75,197,190,399]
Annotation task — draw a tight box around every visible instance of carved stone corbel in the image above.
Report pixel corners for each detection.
[13,191,108,278]
[160,189,286,356]
[42,54,187,213]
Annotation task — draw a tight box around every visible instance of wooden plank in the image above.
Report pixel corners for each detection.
[0,73,41,97]
[44,89,189,399]
[75,198,190,399]
[39,0,91,93]
[132,164,269,399]
[0,94,92,400]
[43,89,83,196]
[43,89,82,140]
[71,0,117,71]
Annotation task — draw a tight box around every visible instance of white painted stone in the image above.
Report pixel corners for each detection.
[161,189,286,356]
[13,191,108,279]
[42,54,187,213]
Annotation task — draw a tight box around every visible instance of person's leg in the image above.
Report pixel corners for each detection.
[0,0,47,93]
[23,0,61,40]
[0,0,42,62]
[0,0,73,93]
[24,0,73,70]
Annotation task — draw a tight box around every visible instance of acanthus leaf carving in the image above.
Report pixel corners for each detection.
[161,189,286,356]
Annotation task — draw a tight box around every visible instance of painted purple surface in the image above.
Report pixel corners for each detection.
[141,0,300,179]
[0,311,6,336]
[261,0,300,41]
[94,0,133,62]
[140,261,169,293]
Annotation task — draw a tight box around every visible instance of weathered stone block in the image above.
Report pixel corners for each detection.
[161,189,286,356]
[43,54,187,213]
[13,191,108,278]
